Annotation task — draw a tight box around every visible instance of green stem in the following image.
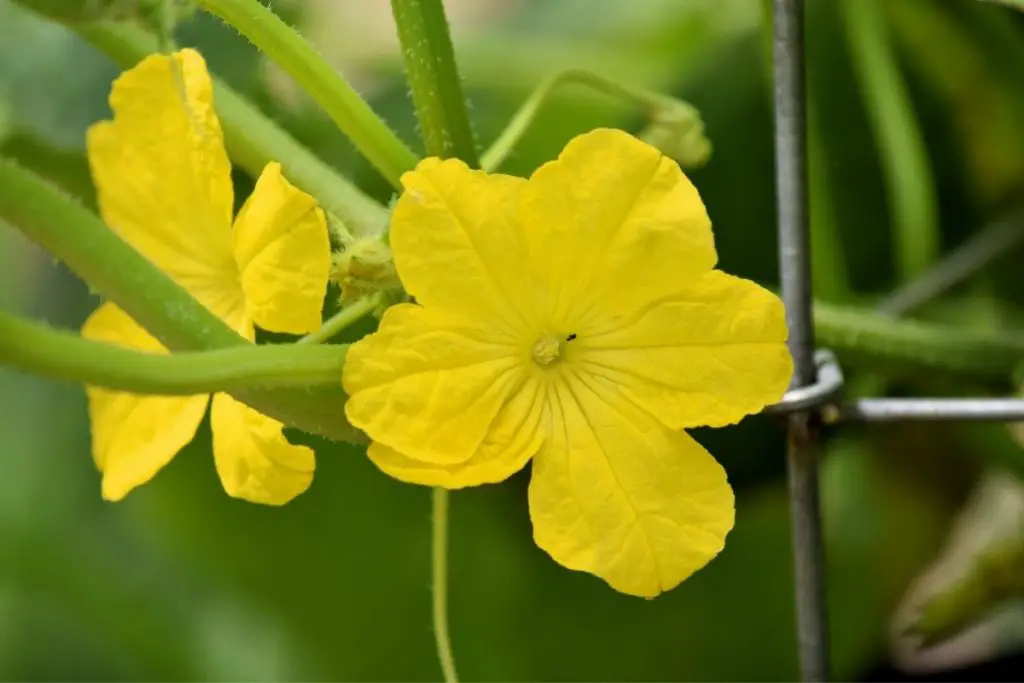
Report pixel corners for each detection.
[0,158,235,351]
[194,0,419,188]
[390,0,478,164]
[480,69,698,172]
[0,158,363,443]
[297,294,382,345]
[877,209,1024,317]
[0,311,349,395]
[814,300,1024,379]
[431,487,459,683]
[840,0,939,281]
[75,21,386,235]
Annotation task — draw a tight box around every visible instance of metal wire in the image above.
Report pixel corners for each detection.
[772,0,831,679]
[765,0,1024,678]
[842,398,1024,422]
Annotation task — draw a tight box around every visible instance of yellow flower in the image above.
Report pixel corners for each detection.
[81,49,331,505]
[342,129,794,597]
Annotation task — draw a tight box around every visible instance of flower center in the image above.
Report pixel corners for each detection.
[531,333,563,366]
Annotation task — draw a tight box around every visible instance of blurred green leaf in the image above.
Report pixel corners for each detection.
[895,470,1024,648]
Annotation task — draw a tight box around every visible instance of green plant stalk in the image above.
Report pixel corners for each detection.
[814,300,1024,379]
[840,0,939,281]
[194,0,419,188]
[481,69,682,172]
[298,294,383,345]
[391,0,478,164]
[431,487,459,683]
[0,158,364,443]
[0,311,349,395]
[75,20,386,234]
[389,5,471,678]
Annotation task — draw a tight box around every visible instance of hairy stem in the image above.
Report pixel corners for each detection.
[391,0,478,164]
[0,311,349,394]
[0,158,363,443]
[195,0,419,188]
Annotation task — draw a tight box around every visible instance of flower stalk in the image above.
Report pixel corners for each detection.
[431,487,460,683]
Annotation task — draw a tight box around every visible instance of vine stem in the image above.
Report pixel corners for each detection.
[0,311,349,395]
[0,157,363,443]
[432,487,459,683]
[387,4,471,680]
[391,0,479,165]
[195,0,419,188]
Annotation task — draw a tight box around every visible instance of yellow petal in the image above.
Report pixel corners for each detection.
[520,128,717,328]
[529,369,735,597]
[233,162,331,334]
[209,393,314,505]
[87,48,244,324]
[366,376,547,488]
[580,270,793,429]
[390,158,535,334]
[343,303,524,465]
[82,303,209,501]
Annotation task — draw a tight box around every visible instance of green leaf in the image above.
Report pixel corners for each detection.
[895,470,1024,648]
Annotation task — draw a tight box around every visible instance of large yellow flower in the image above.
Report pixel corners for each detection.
[82,49,331,505]
[343,129,794,597]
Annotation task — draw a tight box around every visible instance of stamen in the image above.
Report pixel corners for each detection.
[532,333,562,365]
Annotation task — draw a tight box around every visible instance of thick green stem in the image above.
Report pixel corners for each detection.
[0,311,349,394]
[814,300,1024,379]
[0,159,363,443]
[195,0,418,188]
[75,20,386,234]
[840,0,939,281]
[480,69,706,172]
[391,0,478,164]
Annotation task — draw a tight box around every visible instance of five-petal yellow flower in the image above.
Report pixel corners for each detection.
[343,129,794,597]
[82,49,331,505]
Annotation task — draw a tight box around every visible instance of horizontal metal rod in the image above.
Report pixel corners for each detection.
[840,397,1024,422]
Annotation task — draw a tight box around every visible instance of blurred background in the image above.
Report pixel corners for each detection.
[3,0,1024,680]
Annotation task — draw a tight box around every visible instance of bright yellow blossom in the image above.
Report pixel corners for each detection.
[343,129,794,597]
[82,49,331,505]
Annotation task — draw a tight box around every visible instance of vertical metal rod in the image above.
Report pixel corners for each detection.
[772,0,831,680]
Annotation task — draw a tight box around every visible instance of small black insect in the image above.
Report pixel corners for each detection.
[566,333,577,342]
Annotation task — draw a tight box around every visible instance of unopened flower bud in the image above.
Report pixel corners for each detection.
[640,100,712,169]
[331,236,402,305]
